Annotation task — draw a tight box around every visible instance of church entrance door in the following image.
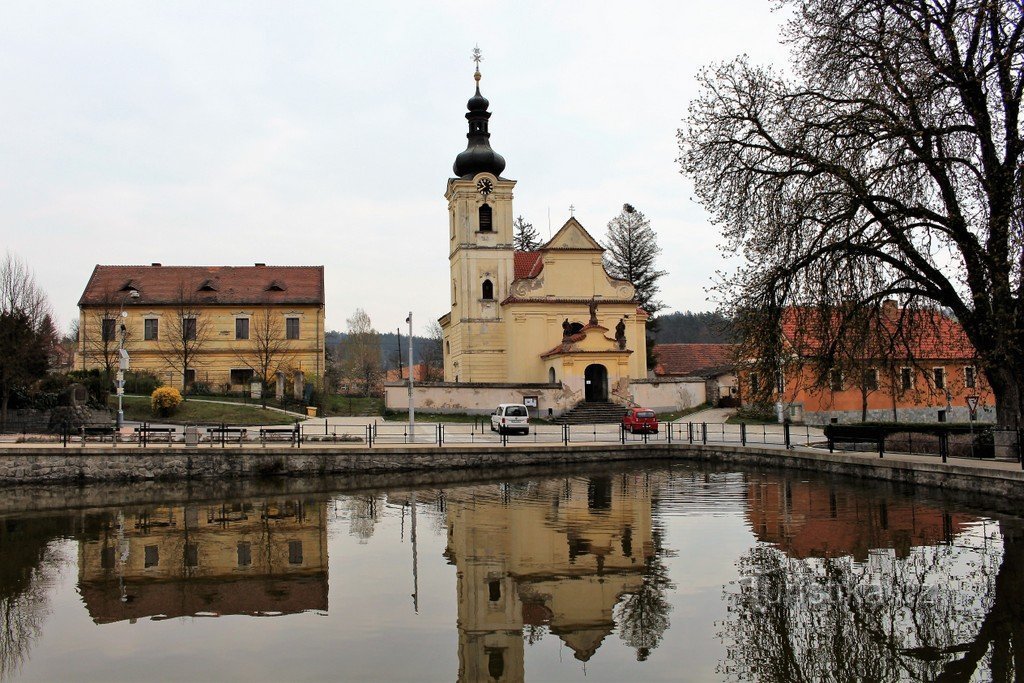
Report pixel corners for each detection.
[584,364,608,402]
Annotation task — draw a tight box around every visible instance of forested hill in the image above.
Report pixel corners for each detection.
[652,311,734,344]
[326,330,435,366]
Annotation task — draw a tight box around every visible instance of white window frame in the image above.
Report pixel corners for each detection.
[932,366,946,390]
[964,365,977,389]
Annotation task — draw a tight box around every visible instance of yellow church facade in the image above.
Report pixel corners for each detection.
[438,64,648,404]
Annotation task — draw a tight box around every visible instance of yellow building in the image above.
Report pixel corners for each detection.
[439,64,648,402]
[445,475,656,681]
[77,264,325,396]
[78,498,328,623]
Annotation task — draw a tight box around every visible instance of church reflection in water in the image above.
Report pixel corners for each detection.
[443,474,660,682]
[77,499,327,623]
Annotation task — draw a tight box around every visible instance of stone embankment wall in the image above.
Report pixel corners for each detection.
[2,443,1024,504]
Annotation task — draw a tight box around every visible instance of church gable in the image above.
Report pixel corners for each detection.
[542,218,603,251]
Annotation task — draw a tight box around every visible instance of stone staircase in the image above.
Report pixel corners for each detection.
[553,401,629,425]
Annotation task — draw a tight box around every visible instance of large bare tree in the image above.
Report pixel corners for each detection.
[234,308,295,407]
[81,288,133,383]
[338,309,381,396]
[0,253,50,427]
[680,0,1024,427]
[158,279,212,391]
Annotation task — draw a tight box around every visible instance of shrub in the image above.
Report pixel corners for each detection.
[125,370,162,395]
[151,386,183,417]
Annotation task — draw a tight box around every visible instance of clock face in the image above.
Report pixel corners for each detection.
[476,178,494,196]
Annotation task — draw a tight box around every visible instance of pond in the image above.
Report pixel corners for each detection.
[0,461,1018,682]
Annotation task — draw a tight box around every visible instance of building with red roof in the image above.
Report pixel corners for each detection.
[77,264,325,396]
[757,302,994,423]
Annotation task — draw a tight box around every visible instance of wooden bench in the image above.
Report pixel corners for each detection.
[81,425,117,442]
[259,427,298,445]
[134,425,176,446]
[206,426,248,447]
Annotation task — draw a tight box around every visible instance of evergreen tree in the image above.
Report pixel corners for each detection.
[603,204,666,314]
[512,216,542,251]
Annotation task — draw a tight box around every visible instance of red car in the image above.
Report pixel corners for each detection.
[622,408,659,434]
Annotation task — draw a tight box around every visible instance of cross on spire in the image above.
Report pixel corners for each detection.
[569,204,576,217]
[472,45,482,69]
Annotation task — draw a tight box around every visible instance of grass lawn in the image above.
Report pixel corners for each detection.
[320,395,384,417]
[657,404,712,423]
[726,414,782,425]
[114,396,298,426]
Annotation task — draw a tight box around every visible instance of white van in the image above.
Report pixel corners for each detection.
[490,403,530,435]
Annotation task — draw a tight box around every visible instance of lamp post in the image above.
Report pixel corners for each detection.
[115,290,140,429]
[406,312,415,432]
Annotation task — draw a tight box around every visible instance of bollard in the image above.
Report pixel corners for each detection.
[741,422,747,447]
[702,422,707,445]
[940,432,948,464]
[784,422,791,450]
[878,435,884,459]
[563,424,569,446]
[620,425,626,445]
[438,424,443,447]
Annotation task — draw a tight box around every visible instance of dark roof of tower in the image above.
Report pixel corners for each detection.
[453,69,506,178]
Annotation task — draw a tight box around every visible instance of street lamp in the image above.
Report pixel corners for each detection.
[115,290,140,429]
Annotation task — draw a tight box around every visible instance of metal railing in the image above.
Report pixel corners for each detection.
[10,419,1020,469]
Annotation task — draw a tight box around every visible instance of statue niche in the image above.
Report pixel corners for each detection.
[615,318,626,350]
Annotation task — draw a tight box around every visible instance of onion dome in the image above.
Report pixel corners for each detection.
[453,68,506,178]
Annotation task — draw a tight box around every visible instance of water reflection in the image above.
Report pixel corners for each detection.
[724,474,1014,682]
[0,465,1020,681]
[444,474,673,681]
[78,499,328,623]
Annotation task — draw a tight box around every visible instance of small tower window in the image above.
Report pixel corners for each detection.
[479,204,493,232]
[482,279,493,300]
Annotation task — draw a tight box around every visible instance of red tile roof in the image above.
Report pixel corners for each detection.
[780,306,976,360]
[513,251,544,280]
[78,265,325,307]
[652,343,737,376]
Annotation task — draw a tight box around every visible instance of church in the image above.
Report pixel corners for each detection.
[438,61,650,403]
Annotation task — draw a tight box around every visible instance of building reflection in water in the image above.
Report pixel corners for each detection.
[722,473,1019,682]
[744,474,973,560]
[444,474,664,682]
[77,499,328,623]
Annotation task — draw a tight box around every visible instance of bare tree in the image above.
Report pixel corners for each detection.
[235,308,295,407]
[158,279,212,391]
[680,0,1024,427]
[339,309,381,396]
[81,288,133,383]
[0,254,51,427]
[421,321,444,382]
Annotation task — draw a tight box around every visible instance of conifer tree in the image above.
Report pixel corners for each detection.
[603,204,666,314]
[512,216,542,251]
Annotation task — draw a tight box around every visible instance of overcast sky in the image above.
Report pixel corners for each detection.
[0,1,789,334]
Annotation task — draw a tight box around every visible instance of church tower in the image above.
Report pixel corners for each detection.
[440,52,515,382]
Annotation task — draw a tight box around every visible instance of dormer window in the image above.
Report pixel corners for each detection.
[482,279,494,300]
[479,204,493,232]
[266,280,286,292]
[118,280,137,293]
[197,280,218,292]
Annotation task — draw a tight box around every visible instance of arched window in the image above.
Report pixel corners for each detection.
[548,367,556,384]
[481,279,494,300]
[478,204,493,232]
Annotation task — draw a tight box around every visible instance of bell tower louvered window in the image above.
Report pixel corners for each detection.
[479,204,493,232]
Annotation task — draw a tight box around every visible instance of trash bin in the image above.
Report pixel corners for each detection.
[306,406,318,418]
[185,425,199,448]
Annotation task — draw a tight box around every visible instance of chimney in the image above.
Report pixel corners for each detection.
[254,262,266,267]
[151,262,161,267]
[881,299,898,320]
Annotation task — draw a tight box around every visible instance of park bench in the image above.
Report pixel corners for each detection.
[134,425,176,446]
[81,425,117,442]
[206,426,248,447]
[259,427,299,446]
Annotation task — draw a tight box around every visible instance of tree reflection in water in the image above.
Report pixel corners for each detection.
[719,476,1021,681]
[615,526,674,661]
[0,517,69,681]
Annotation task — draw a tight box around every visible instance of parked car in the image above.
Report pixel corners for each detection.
[491,403,530,435]
[622,407,659,434]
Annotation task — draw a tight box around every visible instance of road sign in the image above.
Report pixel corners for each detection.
[966,395,980,411]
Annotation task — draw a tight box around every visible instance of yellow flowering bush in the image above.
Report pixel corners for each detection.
[151,386,183,417]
